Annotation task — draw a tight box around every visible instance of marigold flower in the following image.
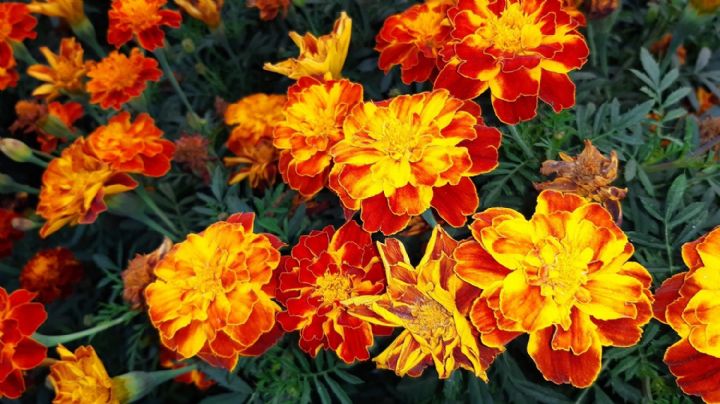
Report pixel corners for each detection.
[174,134,211,182]
[86,48,162,110]
[649,33,687,65]
[276,221,389,363]
[653,227,720,402]
[145,213,285,370]
[375,1,453,85]
[690,0,720,14]
[247,0,289,21]
[434,0,589,124]
[224,93,286,148]
[696,87,718,115]
[534,140,627,223]
[0,3,38,44]
[264,12,351,80]
[108,0,182,51]
[562,0,586,25]
[225,139,279,189]
[122,238,172,309]
[159,347,215,390]
[586,0,618,18]
[328,89,501,235]
[0,287,47,399]
[27,37,87,100]
[175,0,223,29]
[453,190,653,387]
[49,345,118,403]
[0,209,23,258]
[0,46,19,90]
[87,112,175,177]
[20,247,84,304]
[275,77,363,197]
[10,100,84,153]
[345,227,499,378]
[27,0,85,26]
[37,138,138,238]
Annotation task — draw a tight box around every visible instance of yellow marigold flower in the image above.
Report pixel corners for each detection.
[453,190,653,388]
[175,0,224,29]
[27,0,85,26]
[224,139,278,189]
[264,12,351,80]
[224,93,286,148]
[345,227,500,379]
[27,37,86,100]
[36,138,138,238]
[145,213,285,370]
[49,345,119,404]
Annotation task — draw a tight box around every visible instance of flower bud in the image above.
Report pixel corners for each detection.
[588,0,620,19]
[181,38,196,54]
[0,138,33,163]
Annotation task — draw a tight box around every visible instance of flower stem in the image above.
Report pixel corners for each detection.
[71,18,106,57]
[33,311,137,347]
[133,213,180,242]
[421,209,438,228]
[135,187,180,235]
[154,46,199,121]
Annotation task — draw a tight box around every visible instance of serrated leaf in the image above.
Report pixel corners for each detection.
[659,68,679,91]
[333,369,363,385]
[323,375,352,404]
[314,378,332,404]
[662,87,692,108]
[639,47,660,86]
[665,175,687,220]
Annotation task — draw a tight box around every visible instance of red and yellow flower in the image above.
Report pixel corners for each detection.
[375,1,453,85]
[0,287,47,399]
[10,100,84,153]
[108,0,182,51]
[27,0,85,26]
[49,345,118,403]
[20,247,84,304]
[276,221,388,363]
[224,93,286,150]
[434,0,589,124]
[275,77,363,197]
[225,139,278,189]
[247,0,289,21]
[264,12,351,80]
[328,89,501,235]
[0,45,18,90]
[0,3,37,90]
[175,0,223,29]
[86,48,162,110]
[27,37,87,100]
[653,226,720,403]
[159,347,215,390]
[0,209,23,258]
[145,213,285,370]
[36,138,138,238]
[88,112,175,177]
[453,190,653,387]
[345,227,500,378]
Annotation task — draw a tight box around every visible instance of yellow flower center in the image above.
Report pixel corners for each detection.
[376,115,422,161]
[480,3,542,54]
[313,273,352,303]
[407,299,453,340]
[533,237,592,307]
[194,248,230,296]
[119,0,162,30]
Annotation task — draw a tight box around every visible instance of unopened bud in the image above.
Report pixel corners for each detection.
[588,0,620,19]
[181,38,195,54]
[0,138,33,163]
[11,217,38,231]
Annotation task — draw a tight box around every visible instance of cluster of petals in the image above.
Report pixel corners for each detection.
[0,209,23,258]
[0,3,37,90]
[453,190,653,387]
[87,112,175,177]
[20,247,84,303]
[27,37,86,100]
[0,287,47,399]
[653,226,720,403]
[274,77,363,197]
[247,0,289,21]
[36,138,138,238]
[276,221,389,363]
[27,0,86,26]
[86,48,162,110]
[11,99,84,153]
[175,0,224,29]
[264,12,351,80]
[145,213,285,370]
[108,0,181,51]
[49,345,118,403]
[433,0,589,124]
[346,227,500,378]
[328,89,501,235]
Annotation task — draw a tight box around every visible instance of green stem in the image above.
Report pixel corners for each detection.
[33,311,137,347]
[507,125,535,160]
[132,213,179,241]
[135,187,180,235]
[10,40,38,65]
[154,46,199,120]
[421,209,438,228]
[71,18,106,57]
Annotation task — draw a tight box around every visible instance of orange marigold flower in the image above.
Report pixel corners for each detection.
[10,100,84,153]
[122,238,172,309]
[346,227,500,378]
[649,33,687,65]
[145,213,285,370]
[86,48,162,110]
[224,93,286,148]
[264,12,351,80]
[19,247,84,304]
[36,138,138,238]
[276,221,389,363]
[434,0,589,124]
[159,347,215,390]
[27,0,85,26]
[0,3,38,44]
[174,134,211,182]
[328,89,501,235]
[0,209,23,259]
[87,112,175,177]
[653,226,720,402]
[108,0,182,51]
[247,0,289,21]
[376,1,453,85]
[453,190,653,387]
[27,37,87,100]
[0,287,47,399]
[275,77,363,197]
[175,0,223,29]
[225,139,279,189]
[562,0,586,25]
[49,345,118,403]
[0,46,19,90]
[696,87,718,115]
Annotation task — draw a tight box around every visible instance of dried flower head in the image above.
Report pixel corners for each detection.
[534,140,627,222]
[20,247,84,303]
[122,238,172,309]
[174,134,211,182]
[10,100,83,153]
[247,0,289,21]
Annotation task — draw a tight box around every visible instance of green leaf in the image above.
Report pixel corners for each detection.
[514,380,572,404]
[314,377,332,404]
[199,392,250,404]
[665,174,687,221]
[593,386,614,404]
[639,47,660,86]
[323,375,352,404]
[662,87,691,108]
[196,363,252,394]
[333,369,363,385]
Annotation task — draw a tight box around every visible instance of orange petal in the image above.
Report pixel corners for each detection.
[528,326,602,388]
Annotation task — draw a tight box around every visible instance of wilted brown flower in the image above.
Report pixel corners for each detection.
[699,117,720,160]
[121,238,172,309]
[587,0,619,18]
[534,140,628,222]
[696,87,718,115]
[174,134,211,183]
